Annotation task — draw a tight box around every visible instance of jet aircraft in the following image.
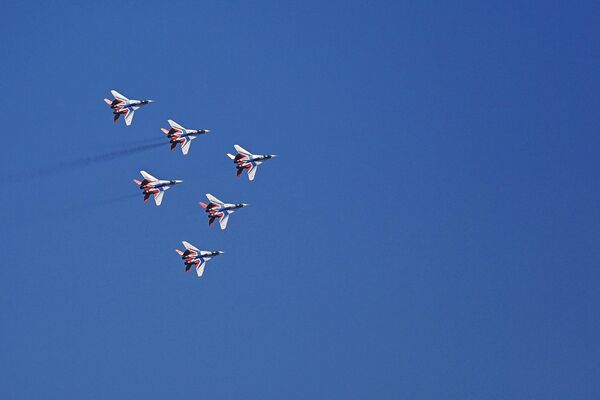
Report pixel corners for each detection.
[175,241,224,277]
[199,193,248,230]
[133,170,182,206]
[103,90,154,126]
[226,144,276,181]
[161,119,210,155]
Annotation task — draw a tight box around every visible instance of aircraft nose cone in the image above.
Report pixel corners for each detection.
[147,100,155,103]
[218,251,224,255]
[271,155,277,158]
[242,203,249,207]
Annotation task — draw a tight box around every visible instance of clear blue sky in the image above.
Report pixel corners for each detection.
[1,1,599,398]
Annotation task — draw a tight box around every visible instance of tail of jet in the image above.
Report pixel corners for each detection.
[103,98,113,106]
[199,201,208,209]
[227,153,235,160]
[175,249,184,256]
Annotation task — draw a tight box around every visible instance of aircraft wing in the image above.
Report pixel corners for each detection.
[181,139,192,155]
[111,90,129,102]
[234,144,252,157]
[196,260,206,277]
[168,119,185,131]
[247,164,258,181]
[206,193,224,206]
[124,109,135,126]
[154,190,165,206]
[140,171,158,182]
[218,213,230,230]
[183,241,200,252]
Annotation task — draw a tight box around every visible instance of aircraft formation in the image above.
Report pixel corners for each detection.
[104,89,276,278]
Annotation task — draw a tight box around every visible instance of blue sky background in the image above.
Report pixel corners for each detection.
[1,1,599,398]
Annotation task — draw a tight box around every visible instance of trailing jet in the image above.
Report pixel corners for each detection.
[161,119,210,155]
[226,144,276,181]
[199,193,248,230]
[175,241,224,277]
[133,170,182,206]
[103,90,154,126]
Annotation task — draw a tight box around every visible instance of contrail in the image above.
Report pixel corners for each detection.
[120,136,166,147]
[88,192,141,208]
[12,141,167,182]
[52,192,141,218]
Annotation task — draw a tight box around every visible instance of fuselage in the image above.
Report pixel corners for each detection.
[139,179,180,190]
[167,129,208,139]
[233,154,272,168]
[181,250,222,264]
[110,99,151,114]
[204,203,245,218]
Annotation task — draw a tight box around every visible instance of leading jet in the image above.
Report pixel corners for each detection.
[199,193,248,230]
[103,90,154,126]
[160,119,210,155]
[226,144,276,181]
[133,170,182,206]
[175,241,224,277]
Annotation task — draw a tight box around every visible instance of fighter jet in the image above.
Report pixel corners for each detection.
[103,90,154,126]
[161,119,210,155]
[226,144,276,181]
[199,193,248,230]
[133,170,183,206]
[175,241,224,277]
